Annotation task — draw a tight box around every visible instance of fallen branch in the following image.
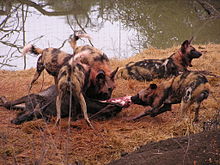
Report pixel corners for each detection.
[0,62,16,68]
[196,0,220,20]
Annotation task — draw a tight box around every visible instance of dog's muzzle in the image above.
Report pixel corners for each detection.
[191,50,202,58]
[99,92,111,100]
[131,94,148,106]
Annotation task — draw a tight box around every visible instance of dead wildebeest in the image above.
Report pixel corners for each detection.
[0,85,130,125]
[130,71,210,122]
[116,38,202,81]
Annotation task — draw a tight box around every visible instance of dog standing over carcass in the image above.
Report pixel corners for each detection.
[23,31,118,101]
[55,34,118,126]
[22,32,118,127]
[130,71,210,122]
[71,45,118,100]
[55,58,94,126]
[54,38,118,126]
[54,58,118,127]
[116,38,202,81]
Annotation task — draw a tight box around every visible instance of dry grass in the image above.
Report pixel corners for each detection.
[0,44,220,165]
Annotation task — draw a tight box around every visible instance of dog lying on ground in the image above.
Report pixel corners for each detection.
[0,85,130,125]
[130,71,210,122]
[116,38,202,81]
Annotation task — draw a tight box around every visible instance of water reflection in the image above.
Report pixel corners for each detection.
[0,0,220,70]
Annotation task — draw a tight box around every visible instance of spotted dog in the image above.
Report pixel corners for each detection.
[0,85,125,125]
[55,58,92,126]
[116,38,202,81]
[131,71,210,122]
[69,40,119,100]
[22,31,89,91]
[23,32,118,100]
[55,56,118,127]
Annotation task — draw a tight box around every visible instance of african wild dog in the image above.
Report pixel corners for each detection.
[0,85,125,125]
[23,32,118,100]
[116,38,202,81]
[69,39,119,100]
[55,58,92,126]
[22,31,89,92]
[131,71,210,122]
[55,56,118,126]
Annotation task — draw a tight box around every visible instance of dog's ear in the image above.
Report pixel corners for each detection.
[189,37,193,44]
[110,67,119,80]
[150,83,157,89]
[181,40,189,53]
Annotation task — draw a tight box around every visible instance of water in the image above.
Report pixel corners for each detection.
[0,0,220,70]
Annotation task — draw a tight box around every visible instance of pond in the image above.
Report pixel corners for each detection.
[0,0,220,70]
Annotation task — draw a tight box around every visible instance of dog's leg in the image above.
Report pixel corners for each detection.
[193,90,209,122]
[55,90,63,126]
[29,56,45,92]
[78,92,94,129]
[180,99,192,120]
[128,109,153,121]
[150,104,172,117]
[128,104,171,121]
[193,102,201,122]
[54,77,58,87]
[54,77,59,94]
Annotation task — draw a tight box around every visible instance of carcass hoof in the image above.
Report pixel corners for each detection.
[11,119,22,125]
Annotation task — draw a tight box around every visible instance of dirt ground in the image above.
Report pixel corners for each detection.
[108,129,220,165]
[0,44,220,164]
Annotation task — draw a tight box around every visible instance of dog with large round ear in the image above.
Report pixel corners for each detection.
[181,37,194,54]
[180,37,202,67]
[85,67,119,100]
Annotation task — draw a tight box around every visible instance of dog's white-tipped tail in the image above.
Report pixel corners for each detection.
[22,44,33,56]
[77,33,92,40]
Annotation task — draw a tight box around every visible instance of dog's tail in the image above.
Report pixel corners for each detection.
[69,31,92,50]
[77,33,91,40]
[22,44,43,56]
